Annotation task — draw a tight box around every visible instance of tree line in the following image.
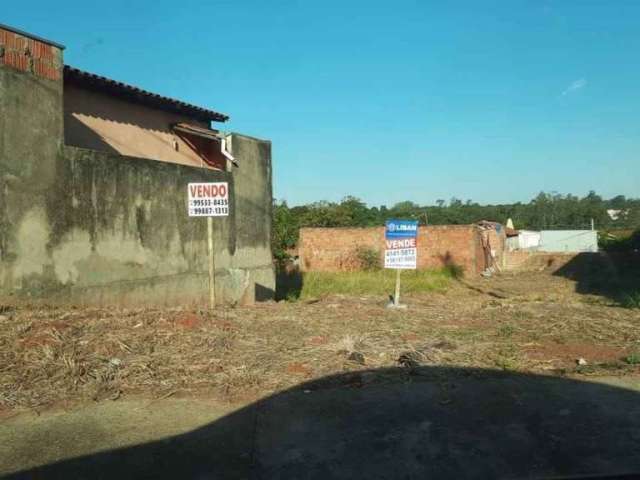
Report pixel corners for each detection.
[273,191,640,260]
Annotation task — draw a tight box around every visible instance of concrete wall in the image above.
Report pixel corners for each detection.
[0,29,65,296]
[1,133,274,307]
[539,230,598,253]
[64,84,227,170]
[298,225,490,276]
[0,25,274,306]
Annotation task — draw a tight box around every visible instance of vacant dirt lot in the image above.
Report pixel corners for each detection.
[1,271,639,412]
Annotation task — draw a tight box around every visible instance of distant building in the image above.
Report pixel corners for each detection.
[506,230,541,251]
[607,209,628,221]
[0,24,275,306]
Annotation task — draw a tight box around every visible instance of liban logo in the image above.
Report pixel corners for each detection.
[387,222,417,232]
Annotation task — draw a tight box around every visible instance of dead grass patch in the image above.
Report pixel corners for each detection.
[1,272,639,410]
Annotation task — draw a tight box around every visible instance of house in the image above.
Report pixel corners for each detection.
[63,66,233,171]
[506,229,541,251]
[0,24,274,306]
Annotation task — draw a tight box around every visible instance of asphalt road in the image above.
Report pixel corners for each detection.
[3,368,640,479]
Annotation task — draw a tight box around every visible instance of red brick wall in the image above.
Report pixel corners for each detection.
[298,225,487,276]
[0,27,62,81]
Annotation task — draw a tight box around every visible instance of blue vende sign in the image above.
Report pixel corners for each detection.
[385,220,419,239]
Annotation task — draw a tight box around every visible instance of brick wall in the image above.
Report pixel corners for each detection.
[299,225,488,276]
[503,251,580,272]
[0,27,62,81]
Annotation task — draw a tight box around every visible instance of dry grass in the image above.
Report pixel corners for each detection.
[1,271,640,411]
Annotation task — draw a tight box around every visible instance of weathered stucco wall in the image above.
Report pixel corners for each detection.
[1,136,274,306]
[0,38,65,296]
[0,36,274,306]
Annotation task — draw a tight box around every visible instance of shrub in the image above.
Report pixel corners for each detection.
[599,228,640,252]
[621,291,640,309]
[443,262,464,279]
[624,353,640,365]
[355,246,381,271]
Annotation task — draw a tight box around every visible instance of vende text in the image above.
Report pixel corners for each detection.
[385,238,416,249]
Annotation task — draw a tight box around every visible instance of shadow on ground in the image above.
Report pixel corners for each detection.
[275,261,303,301]
[437,251,466,280]
[553,252,640,306]
[4,367,640,479]
[437,252,511,299]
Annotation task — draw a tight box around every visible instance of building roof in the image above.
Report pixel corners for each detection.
[172,122,220,140]
[64,66,229,123]
[0,23,65,49]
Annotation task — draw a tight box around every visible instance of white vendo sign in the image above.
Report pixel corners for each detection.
[188,182,229,217]
[384,238,417,269]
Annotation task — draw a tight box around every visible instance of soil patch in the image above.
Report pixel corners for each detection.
[1,271,639,410]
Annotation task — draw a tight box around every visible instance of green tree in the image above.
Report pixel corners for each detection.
[272,201,298,261]
[270,191,639,260]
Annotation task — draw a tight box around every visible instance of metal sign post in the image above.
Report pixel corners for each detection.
[207,216,215,308]
[394,269,401,307]
[384,219,418,308]
[187,182,230,309]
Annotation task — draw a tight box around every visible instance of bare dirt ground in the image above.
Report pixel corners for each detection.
[2,270,639,414]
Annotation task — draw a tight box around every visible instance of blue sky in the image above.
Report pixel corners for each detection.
[5,1,639,206]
